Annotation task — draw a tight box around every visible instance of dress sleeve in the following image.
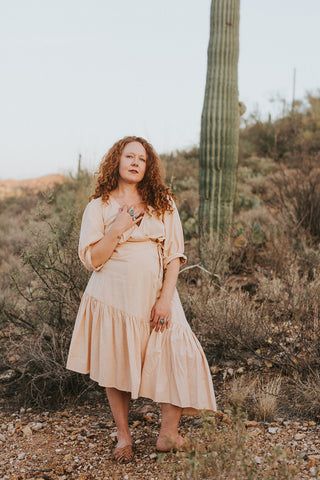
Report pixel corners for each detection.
[163,200,187,269]
[78,198,105,272]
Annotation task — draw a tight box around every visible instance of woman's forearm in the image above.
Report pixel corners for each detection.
[159,258,180,302]
[90,226,121,269]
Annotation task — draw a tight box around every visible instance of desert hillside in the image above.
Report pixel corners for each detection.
[0,174,68,200]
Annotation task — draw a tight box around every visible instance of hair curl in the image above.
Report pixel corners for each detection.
[89,136,174,216]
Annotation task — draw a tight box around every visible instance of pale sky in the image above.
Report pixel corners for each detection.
[1,0,320,180]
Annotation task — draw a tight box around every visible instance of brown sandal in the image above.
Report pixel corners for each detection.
[113,445,134,463]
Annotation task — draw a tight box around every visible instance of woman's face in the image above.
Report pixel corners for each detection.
[118,141,147,185]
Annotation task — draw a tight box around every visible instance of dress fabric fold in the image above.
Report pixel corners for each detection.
[66,196,216,414]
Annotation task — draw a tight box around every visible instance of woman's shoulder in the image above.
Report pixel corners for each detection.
[83,197,116,219]
[86,196,113,210]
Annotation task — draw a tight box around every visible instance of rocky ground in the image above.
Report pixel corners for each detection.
[1,398,320,480]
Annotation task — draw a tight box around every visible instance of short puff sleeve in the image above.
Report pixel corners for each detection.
[78,198,105,272]
[163,200,187,269]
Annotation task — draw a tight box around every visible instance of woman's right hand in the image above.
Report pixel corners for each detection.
[111,204,144,236]
[90,204,144,269]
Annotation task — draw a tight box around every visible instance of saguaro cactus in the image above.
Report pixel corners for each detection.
[199,0,240,250]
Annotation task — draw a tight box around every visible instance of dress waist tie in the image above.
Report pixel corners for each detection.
[155,239,164,281]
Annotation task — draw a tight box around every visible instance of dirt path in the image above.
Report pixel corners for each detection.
[1,400,320,479]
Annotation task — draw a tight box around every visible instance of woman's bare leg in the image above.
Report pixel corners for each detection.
[106,387,131,448]
[156,403,184,451]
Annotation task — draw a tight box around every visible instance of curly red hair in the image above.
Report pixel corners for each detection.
[89,136,174,216]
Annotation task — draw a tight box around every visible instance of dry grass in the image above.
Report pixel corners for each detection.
[160,411,298,480]
[254,376,282,422]
[181,285,272,364]
[291,372,320,419]
[226,375,281,422]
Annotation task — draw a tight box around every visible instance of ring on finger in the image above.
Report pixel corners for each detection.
[159,318,165,325]
[165,318,169,323]
[128,208,134,217]
[132,215,137,221]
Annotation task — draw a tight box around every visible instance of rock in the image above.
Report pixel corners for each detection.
[221,415,232,426]
[7,423,15,434]
[149,453,157,459]
[31,422,44,431]
[143,414,157,424]
[295,433,306,440]
[248,429,262,437]
[0,433,6,442]
[214,411,224,421]
[22,425,32,437]
[17,453,25,460]
[245,420,259,427]
[210,365,220,374]
[268,427,278,434]
[307,455,320,470]
[138,405,155,414]
[55,465,64,475]
[110,431,117,438]
[0,370,15,381]
[236,367,245,374]
[254,456,262,464]
[64,465,74,474]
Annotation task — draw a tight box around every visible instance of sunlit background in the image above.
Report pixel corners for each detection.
[1,0,319,179]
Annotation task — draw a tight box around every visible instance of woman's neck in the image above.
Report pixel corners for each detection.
[113,181,142,203]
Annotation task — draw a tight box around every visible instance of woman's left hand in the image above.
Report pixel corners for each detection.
[150,298,172,333]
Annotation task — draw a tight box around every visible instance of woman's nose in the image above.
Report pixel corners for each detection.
[131,156,138,165]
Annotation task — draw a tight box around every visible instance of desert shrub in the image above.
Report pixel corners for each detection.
[0,193,39,264]
[230,206,275,275]
[0,175,96,407]
[181,285,271,364]
[226,375,281,422]
[291,372,320,419]
[270,166,320,241]
[240,118,277,160]
[255,266,320,377]
[239,93,320,167]
[161,147,199,189]
[162,148,200,242]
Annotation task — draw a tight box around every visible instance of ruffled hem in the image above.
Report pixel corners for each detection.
[66,293,150,399]
[139,323,217,414]
[67,292,216,414]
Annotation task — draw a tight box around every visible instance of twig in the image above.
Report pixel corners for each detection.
[179,263,220,278]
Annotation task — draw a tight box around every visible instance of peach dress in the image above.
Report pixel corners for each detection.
[66,196,216,414]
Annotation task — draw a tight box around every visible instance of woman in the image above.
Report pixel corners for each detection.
[66,136,216,463]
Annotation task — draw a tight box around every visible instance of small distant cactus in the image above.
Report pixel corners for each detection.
[199,0,240,252]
